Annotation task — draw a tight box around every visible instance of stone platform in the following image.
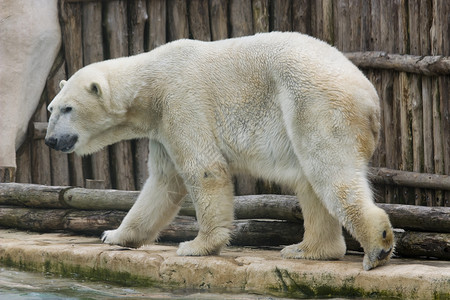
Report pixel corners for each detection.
[0,229,448,299]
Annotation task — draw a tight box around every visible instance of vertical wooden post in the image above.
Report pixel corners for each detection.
[408,0,425,205]
[209,0,228,40]
[430,0,446,206]
[367,0,386,202]
[229,0,253,38]
[380,0,399,203]
[431,0,450,206]
[104,0,136,191]
[229,0,256,195]
[167,0,189,41]
[189,0,211,41]
[81,1,112,189]
[129,0,149,190]
[252,0,269,33]
[46,62,70,186]
[321,0,333,45]
[398,0,414,205]
[0,167,15,183]
[59,1,85,187]
[148,0,167,49]
[31,95,51,186]
[292,0,311,35]
[271,0,291,32]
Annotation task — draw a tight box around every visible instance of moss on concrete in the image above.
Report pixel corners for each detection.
[270,267,403,299]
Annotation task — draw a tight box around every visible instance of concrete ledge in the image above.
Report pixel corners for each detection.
[0,229,448,299]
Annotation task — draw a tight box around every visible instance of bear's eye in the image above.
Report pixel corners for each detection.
[61,106,72,114]
[382,230,387,239]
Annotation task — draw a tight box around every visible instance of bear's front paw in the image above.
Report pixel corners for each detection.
[101,229,119,245]
[101,229,141,248]
[176,239,222,256]
[363,246,394,271]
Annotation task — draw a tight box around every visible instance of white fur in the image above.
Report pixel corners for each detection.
[46,32,394,270]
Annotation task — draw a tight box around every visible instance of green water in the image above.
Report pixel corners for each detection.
[0,267,298,300]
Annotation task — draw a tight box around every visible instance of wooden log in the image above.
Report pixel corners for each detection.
[349,0,362,51]
[271,0,291,31]
[0,206,125,235]
[81,0,112,189]
[31,99,51,186]
[15,142,32,184]
[0,207,447,259]
[399,72,414,204]
[160,216,303,247]
[59,0,85,187]
[128,0,148,55]
[321,0,333,45]
[407,3,425,205]
[369,167,450,191]
[104,0,136,191]
[147,0,167,49]
[2,184,449,233]
[418,0,433,204]
[394,230,450,260]
[251,0,269,33]
[46,62,71,186]
[85,179,106,190]
[292,0,310,35]
[398,4,412,209]
[181,195,450,233]
[128,0,149,190]
[167,0,189,41]
[431,0,450,208]
[345,52,450,76]
[63,187,139,211]
[229,0,256,195]
[188,0,211,41]
[0,168,15,183]
[229,0,252,38]
[31,122,48,140]
[380,0,399,205]
[0,183,67,208]
[209,0,228,40]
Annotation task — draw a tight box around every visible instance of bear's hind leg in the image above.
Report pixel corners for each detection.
[303,163,394,270]
[102,141,187,248]
[281,180,346,260]
[176,162,234,256]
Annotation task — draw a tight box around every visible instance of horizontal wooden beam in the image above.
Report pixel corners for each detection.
[0,207,447,259]
[1,183,449,233]
[345,51,450,76]
[368,167,450,190]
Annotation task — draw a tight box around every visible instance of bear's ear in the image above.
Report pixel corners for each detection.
[89,82,102,97]
[59,80,67,90]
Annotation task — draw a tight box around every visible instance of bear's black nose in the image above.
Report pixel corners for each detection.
[45,137,58,149]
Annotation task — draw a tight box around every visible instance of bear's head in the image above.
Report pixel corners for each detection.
[45,64,129,155]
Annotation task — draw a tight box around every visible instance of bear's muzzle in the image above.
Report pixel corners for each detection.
[45,134,78,152]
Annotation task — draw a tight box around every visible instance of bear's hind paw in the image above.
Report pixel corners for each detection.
[281,243,345,260]
[280,244,308,259]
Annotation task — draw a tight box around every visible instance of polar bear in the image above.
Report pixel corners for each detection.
[45,32,394,270]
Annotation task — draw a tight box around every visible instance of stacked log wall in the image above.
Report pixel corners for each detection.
[8,0,449,207]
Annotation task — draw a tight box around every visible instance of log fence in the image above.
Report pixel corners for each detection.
[6,0,448,207]
[0,182,449,260]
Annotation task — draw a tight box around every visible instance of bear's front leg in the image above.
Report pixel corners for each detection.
[102,141,187,248]
[176,162,234,256]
